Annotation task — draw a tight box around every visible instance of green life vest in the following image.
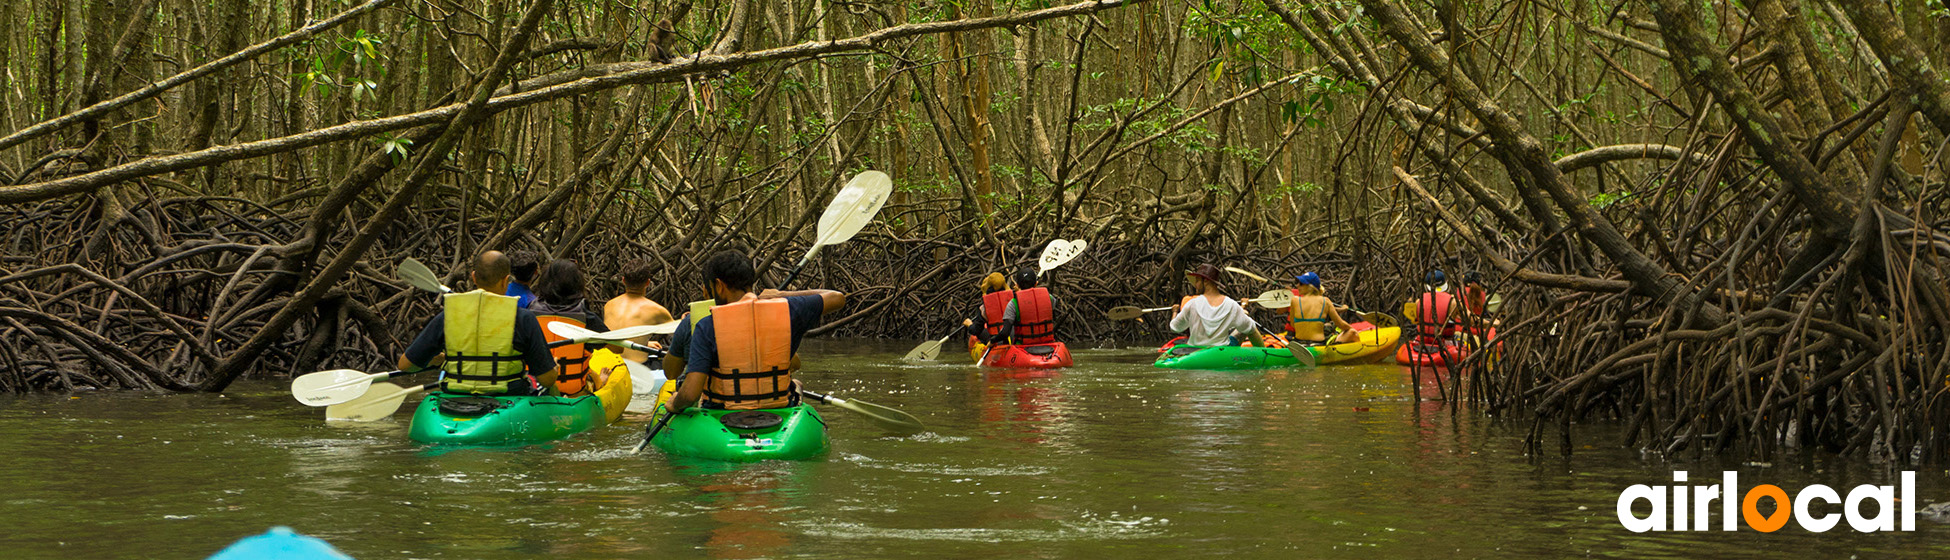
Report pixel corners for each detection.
[441,290,526,394]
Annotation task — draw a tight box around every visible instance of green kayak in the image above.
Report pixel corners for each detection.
[650,404,829,462]
[1154,344,1310,370]
[408,393,605,445]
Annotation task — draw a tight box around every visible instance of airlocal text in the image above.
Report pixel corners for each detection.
[1617,471,1916,533]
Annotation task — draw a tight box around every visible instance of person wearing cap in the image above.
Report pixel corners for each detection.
[965,268,1059,348]
[962,272,1011,361]
[1169,264,1260,347]
[1402,269,1463,343]
[1287,272,1361,346]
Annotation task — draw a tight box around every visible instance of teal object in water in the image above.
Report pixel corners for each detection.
[208,527,351,560]
[1153,344,1306,370]
[650,404,829,462]
[407,393,605,444]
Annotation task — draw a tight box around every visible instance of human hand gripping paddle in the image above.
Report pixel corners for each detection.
[908,239,1088,363]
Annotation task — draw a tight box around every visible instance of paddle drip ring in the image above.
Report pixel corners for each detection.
[438,397,505,417]
[719,410,783,430]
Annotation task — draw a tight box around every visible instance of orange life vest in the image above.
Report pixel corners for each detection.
[1012,287,1056,344]
[981,290,1012,338]
[706,297,795,410]
[534,315,594,395]
[1417,291,1460,340]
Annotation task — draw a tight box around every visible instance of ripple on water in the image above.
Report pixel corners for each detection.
[838,453,1052,477]
[792,511,1170,542]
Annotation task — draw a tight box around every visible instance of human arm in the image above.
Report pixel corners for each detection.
[760,288,845,314]
[662,314,690,372]
[397,314,447,372]
[670,316,716,411]
[1168,299,1194,333]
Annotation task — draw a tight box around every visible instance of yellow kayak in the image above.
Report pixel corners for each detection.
[589,348,633,424]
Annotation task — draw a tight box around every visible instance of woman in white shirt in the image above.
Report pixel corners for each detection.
[1169,264,1261,347]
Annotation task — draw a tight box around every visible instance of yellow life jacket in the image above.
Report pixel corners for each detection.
[441,290,525,394]
[705,297,794,410]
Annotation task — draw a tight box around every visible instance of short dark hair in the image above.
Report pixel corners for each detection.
[620,258,654,287]
[509,250,541,283]
[1012,267,1038,289]
[702,251,757,292]
[533,259,586,304]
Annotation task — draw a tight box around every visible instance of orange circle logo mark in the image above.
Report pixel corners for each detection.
[1742,484,1791,532]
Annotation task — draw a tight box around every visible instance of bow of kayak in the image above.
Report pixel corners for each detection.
[980,342,1074,368]
[407,393,605,445]
[208,527,350,560]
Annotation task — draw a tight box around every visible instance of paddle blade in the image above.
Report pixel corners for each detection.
[1486,293,1505,314]
[640,321,680,335]
[1252,289,1292,309]
[1106,306,1146,321]
[833,398,926,436]
[814,170,893,247]
[547,320,598,342]
[1290,345,1318,367]
[1037,239,1086,274]
[324,382,425,422]
[1224,266,1270,283]
[291,369,381,407]
[902,340,944,362]
[397,258,450,293]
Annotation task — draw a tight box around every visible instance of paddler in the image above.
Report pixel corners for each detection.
[665,251,846,412]
[396,251,559,395]
[963,268,1059,348]
[1402,269,1462,343]
[1459,271,1493,329]
[961,272,1009,361]
[1168,264,1260,347]
[602,257,673,364]
[528,258,612,395]
[506,250,540,308]
[1286,272,1360,346]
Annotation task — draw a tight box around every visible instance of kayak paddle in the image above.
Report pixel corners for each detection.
[1106,306,1172,321]
[1247,289,1293,309]
[543,321,666,355]
[1037,239,1087,278]
[777,170,893,289]
[1486,293,1505,314]
[632,408,678,455]
[290,369,409,406]
[397,257,451,293]
[800,389,925,435]
[902,329,958,362]
[325,382,439,422]
[1224,266,1271,284]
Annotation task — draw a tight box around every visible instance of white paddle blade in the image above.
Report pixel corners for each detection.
[1252,289,1293,309]
[902,340,943,362]
[814,170,894,246]
[1038,239,1086,273]
[640,321,681,335]
[1224,266,1270,283]
[546,320,598,342]
[1291,345,1318,367]
[291,369,381,406]
[397,258,451,293]
[1486,294,1505,314]
[325,382,423,422]
[1106,306,1145,321]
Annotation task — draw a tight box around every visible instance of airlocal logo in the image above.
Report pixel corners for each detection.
[1618,471,1917,533]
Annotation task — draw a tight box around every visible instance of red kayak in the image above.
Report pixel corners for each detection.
[1396,328,1496,367]
[981,342,1074,368]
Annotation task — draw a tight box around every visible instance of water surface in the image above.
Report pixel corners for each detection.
[1,339,1944,558]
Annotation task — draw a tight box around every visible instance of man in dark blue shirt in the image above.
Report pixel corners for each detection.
[666,251,844,411]
[396,251,558,394]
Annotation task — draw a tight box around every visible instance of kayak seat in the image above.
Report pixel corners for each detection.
[1167,346,1200,357]
[438,396,505,417]
[1024,345,1057,356]
[719,410,783,430]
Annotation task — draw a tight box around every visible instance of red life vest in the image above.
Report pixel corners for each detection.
[1417,291,1459,340]
[1461,286,1488,316]
[981,290,1012,338]
[534,315,592,395]
[1012,287,1057,344]
[706,297,795,410]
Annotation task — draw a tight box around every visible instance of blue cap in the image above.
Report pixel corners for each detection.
[1425,270,1447,286]
[1294,272,1321,288]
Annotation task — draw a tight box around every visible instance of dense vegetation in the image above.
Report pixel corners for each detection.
[0,0,1944,463]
